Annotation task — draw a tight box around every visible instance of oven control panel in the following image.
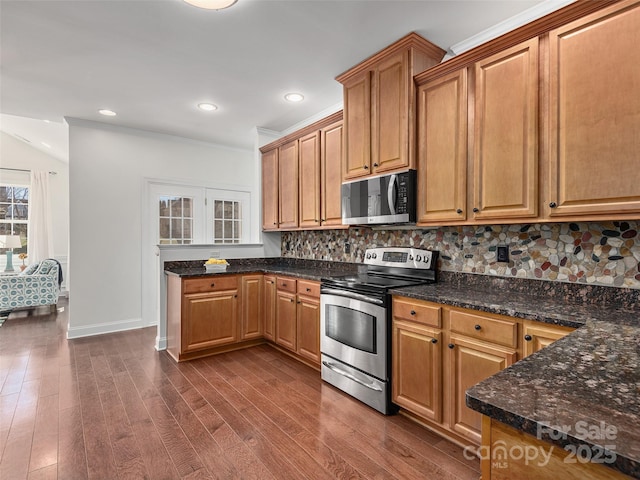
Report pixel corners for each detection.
[364,247,436,270]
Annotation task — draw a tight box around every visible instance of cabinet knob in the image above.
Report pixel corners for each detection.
[315,219,318,222]
[290,298,294,303]
[448,343,455,349]
[322,218,326,222]
[524,334,532,341]
[456,209,463,214]
[410,310,416,316]
[306,288,311,292]
[431,338,438,344]
[373,163,379,167]
[210,283,215,287]
[273,222,277,225]
[549,202,557,208]
[363,165,369,170]
[297,300,301,304]
[474,324,482,331]
[282,283,286,287]
[234,294,237,298]
[473,207,479,213]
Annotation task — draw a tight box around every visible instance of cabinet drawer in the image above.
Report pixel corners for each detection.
[276,277,297,294]
[297,280,320,297]
[449,309,517,348]
[392,297,442,328]
[183,275,238,294]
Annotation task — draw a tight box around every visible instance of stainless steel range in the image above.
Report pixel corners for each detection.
[320,247,438,414]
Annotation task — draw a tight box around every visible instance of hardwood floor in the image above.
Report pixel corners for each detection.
[0,299,480,479]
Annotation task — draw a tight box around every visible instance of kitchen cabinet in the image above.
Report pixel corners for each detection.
[522,321,574,357]
[547,0,640,220]
[240,275,263,341]
[392,318,443,422]
[296,280,321,364]
[263,275,276,342]
[472,37,539,221]
[261,148,279,230]
[278,140,299,229]
[416,68,468,224]
[320,120,344,226]
[337,33,445,181]
[276,277,297,351]
[298,131,321,228]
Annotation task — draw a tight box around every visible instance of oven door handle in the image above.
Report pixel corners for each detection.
[320,288,384,305]
[322,361,383,392]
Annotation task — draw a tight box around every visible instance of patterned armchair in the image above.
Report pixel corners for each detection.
[0,259,60,313]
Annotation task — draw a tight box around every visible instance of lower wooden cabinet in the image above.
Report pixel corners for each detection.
[276,290,297,351]
[296,289,321,364]
[392,296,574,447]
[263,275,276,341]
[241,275,263,340]
[182,289,238,352]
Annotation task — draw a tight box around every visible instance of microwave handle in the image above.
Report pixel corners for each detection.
[387,174,397,215]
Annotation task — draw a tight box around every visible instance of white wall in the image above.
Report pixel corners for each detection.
[0,131,70,290]
[66,118,271,339]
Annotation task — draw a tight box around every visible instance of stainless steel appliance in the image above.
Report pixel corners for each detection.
[320,247,438,414]
[341,170,416,225]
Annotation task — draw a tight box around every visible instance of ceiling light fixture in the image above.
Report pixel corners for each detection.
[99,109,117,116]
[198,103,218,111]
[183,0,238,10]
[284,93,304,103]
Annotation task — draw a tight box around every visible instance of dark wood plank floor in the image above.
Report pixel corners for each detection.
[0,299,480,479]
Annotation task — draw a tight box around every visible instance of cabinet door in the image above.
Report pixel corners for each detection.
[392,319,442,422]
[522,322,574,357]
[473,38,538,221]
[417,69,468,224]
[276,291,297,351]
[548,1,640,218]
[262,149,279,230]
[321,121,344,226]
[298,131,321,228]
[263,276,276,341]
[278,140,299,229]
[241,275,263,340]
[373,50,410,174]
[343,72,372,180]
[447,334,516,444]
[182,290,238,352]
[296,295,320,364]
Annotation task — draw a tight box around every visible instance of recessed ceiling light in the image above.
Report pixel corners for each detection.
[184,0,237,10]
[41,142,51,148]
[198,103,218,111]
[99,109,117,116]
[284,93,304,103]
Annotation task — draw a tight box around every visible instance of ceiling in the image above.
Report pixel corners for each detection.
[1,0,570,160]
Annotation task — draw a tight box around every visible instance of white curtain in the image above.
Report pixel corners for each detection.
[28,171,54,263]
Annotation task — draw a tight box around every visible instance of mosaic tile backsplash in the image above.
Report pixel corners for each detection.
[281,221,640,289]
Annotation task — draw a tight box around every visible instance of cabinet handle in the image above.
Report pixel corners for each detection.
[549,202,557,208]
[234,294,237,298]
[373,163,379,167]
[290,298,294,303]
[456,209,463,214]
[363,165,369,170]
[315,219,318,222]
[474,324,482,331]
[448,343,455,349]
[524,334,532,341]
[297,300,301,304]
[473,207,479,213]
[282,283,287,287]
[210,283,215,287]
[410,310,416,316]
[306,288,311,292]
[431,338,438,344]
[322,218,326,222]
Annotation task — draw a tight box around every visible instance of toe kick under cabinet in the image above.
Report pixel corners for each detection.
[391,296,574,447]
[166,273,265,362]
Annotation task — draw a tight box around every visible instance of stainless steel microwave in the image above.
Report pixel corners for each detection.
[341,169,416,225]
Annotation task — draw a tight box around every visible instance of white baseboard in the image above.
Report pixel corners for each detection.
[155,336,167,351]
[66,317,145,339]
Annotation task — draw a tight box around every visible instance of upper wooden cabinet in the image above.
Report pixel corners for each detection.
[416,68,468,224]
[261,148,279,231]
[278,140,299,229]
[472,38,539,221]
[337,33,445,181]
[547,0,640,219]
[298,131,321,228]
[320,121,344,226]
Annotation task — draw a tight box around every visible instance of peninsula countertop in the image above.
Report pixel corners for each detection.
[393,279,640,478]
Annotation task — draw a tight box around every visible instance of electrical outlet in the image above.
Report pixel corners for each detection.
[344,242,351,254]
[210,250,221,258]
[497,245,509,263]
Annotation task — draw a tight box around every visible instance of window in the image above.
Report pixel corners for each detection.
[0,184,28,254]
[158,196,194,245]
[213,200,242,243]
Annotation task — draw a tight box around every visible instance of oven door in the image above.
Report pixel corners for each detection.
[320,291,388,380]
